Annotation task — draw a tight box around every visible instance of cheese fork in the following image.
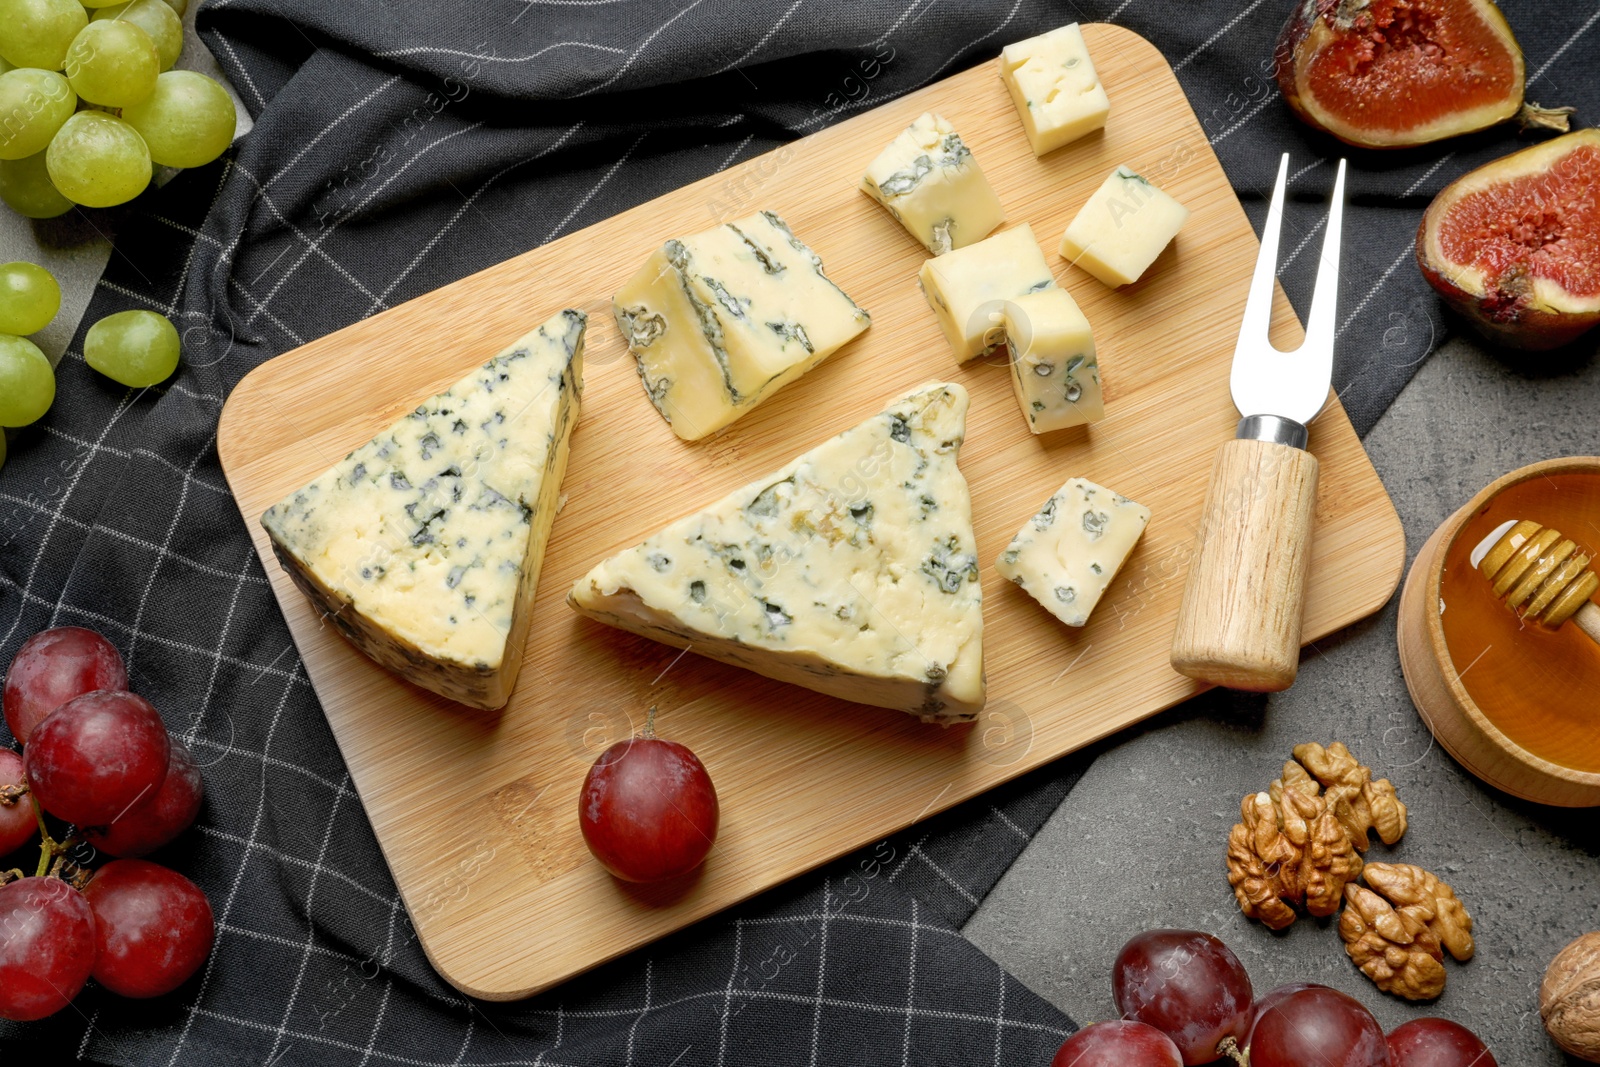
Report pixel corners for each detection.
[1170,154,1347,692]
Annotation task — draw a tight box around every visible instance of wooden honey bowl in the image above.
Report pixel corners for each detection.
[1397,457,1600,807]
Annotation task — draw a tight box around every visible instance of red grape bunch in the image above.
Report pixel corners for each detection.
[0,626,214,1022]
[1049,928,1499,1066]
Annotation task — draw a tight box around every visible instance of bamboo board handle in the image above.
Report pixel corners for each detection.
[1170,438,1319,691]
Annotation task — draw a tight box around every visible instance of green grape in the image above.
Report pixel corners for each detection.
[0,334,54,426]
[45,110,149,206]
[0,0,87,70]
[0,150,72,217]
[63,20,158,107]
[0,262,60,335]
[85,309,179,387]
[121,70,232,169]
[0,68,76,160]
[80,0,131,7]
[160,0,186,15]
[91,0,182,71]
[0,56,13,76]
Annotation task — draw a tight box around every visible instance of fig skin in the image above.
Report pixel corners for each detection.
[1275,0,1568,149]
[1416,130,1600,352]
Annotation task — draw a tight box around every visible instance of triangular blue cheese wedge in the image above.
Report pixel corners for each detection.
[569,383,985,723]
[262,309,585,710]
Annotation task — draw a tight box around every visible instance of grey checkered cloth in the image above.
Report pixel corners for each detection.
[3,0,1595,1063]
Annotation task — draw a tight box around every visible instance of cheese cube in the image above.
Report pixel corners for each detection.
[919,224,1056,361]
[860,112,1005,255]
[1000,24,1111,157]
[1060,166,1189,287]
[996,478,1149,628]
[613,210,871,441]
[1003,288,1103,434]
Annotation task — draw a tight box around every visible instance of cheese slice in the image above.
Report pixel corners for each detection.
[261,309,585,710]
[1003,288,1104,434]
[613,210,870,441]
[919,224,1057,361]
[1061,166,1190,287]
[1000,24,1111,156]
[569,383,985,723]
[860,112,1005,255]
[995,477,1148,627]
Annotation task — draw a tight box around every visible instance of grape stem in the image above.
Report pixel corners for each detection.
[27,792,82,882]
[0,781,26,806]
[1217,1036,1249,1066]
[642,705,658,740]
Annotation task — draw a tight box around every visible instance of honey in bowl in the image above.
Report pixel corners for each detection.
[1439,471,1600,774]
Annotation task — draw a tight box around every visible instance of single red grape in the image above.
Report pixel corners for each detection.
[24,690,170,828]
[3,626,127,744]
[0,876,98,1021]
[1051,1020,1184,1067]
[84,738,203,857]
[84,859,214,998]
[579,733,718,882]
[1248,982,1323,1045]
[1387,1018,1497,1066]
[1112,929,1254,1065]
[0,749,37,856]
[1249,986,1389,1067]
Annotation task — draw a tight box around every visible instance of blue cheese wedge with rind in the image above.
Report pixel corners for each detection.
[613,210,870,442]
[1061,166,1190,288]
[919,224,1057,362]
[1003,288,1104,434]
[860,112,1006,255]
[261,309,585,710]
[569,383,985,723]
[1000,24,1111,156]
[996,478,1149,627]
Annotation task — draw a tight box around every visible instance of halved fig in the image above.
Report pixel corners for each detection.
[1417,129,1600,350]
[1275,0,1572,149]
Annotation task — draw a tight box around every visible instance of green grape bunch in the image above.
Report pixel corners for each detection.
[0,0,235,216]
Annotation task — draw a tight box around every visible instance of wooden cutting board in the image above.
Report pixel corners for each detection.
[217,23,1405,1000]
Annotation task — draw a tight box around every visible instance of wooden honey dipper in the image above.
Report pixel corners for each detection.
[1470,519,1600,644]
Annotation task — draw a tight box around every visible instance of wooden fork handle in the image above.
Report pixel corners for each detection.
[1171,438,1319,691]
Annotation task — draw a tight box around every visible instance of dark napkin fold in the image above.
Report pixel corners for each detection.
[2,0,1594,1063]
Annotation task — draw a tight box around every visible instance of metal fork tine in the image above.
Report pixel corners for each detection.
[1302,157,1347,357]
[1240,153,1292,347]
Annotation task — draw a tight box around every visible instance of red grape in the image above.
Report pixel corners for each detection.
[24,690,170,828]
[3,626,127,744]
[1249,986,1389,1067]
[579,733,718,882]
[1112,929,1254,1065]
[83,859,214,998]
[0,749,37,856]
[1387,1018,1497,1066]
[1249,982,1323,1044]
[1051,1020,1184,1067]
[84,738,203,857]
[0,876,97,1021]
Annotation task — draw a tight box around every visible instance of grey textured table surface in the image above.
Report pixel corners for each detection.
[966,335,1600,1065]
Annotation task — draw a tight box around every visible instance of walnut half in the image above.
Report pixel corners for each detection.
[1339,882,1447,1000]
[1226,783,1362,929]
[1339,862,1474,1001]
